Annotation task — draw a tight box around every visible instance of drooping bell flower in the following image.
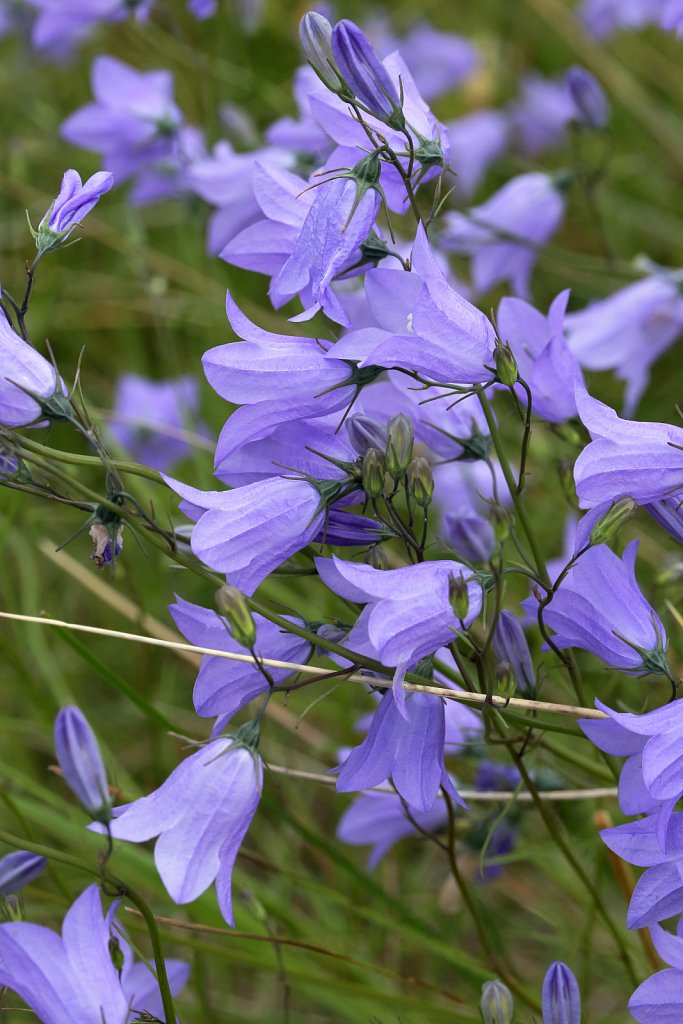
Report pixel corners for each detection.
[565,273,683,415]
[108,373,208,472]
[60,55,188,202]
[629,921,683,1022]
[0,309,69,428]
[531,541,669,677]
[573,381,683,508]
[270,153,381,326]
[107,730,263,925]
[496,290,582,423]
[441,171,566,298]
[166,473,352,595]
[169,594,312,723]
[337,787,449,869]
[336,689,464,812]
[316,554,483,715]
[330,223,497,385]
[203,292,351,407]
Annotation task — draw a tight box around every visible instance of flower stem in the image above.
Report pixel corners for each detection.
[502,743,639,987]
[476,388,549,586]
[442,790,541,1012]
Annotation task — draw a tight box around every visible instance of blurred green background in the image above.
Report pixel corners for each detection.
[0,1,682,1020]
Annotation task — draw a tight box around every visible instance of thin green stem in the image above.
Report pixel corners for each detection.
[442,791,540,1012]
[476,388,549,586]
[503,744,639,987]
[121,882,178,1023]
[9,434,164,484]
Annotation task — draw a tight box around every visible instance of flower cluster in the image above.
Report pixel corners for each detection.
[0,3,682,1022]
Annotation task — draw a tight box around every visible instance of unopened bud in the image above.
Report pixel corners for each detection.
[444,512,495,563]
[493,611,534,692]
[109,936,125,975]
[493,341,518,387]
[415,135,445,169]
[542,962,581,1024]
[385,414,414,480]
[495,661,516,699]
[589,496,638,547]
[366,544,388,570]
[0,851,46,897]
[566,66,609,129]
[480,978,514,1024]
[299,13,344,93]
[449,573,470,622]
[362,448,386,499]
[216,585,256,649]
[360,230,392,265]
[490,505,510,545]
[406,457,434,507]
[54,706,112,824]
[331,19,404,128]
[455,422,492,463]
[346,414,387,456]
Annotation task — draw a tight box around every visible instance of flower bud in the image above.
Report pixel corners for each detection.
[0,851,46,896]
[444,512,495,563]
[490,505,510,545]
[449,573,470,622]
[360,231,393,265]
[588,496,638,547]
[414,135,445,170]
[346,414,387,456]
[366,544,388,570]
[495,661,516,699]
[54,706,112,824]
[493,611,535,692]
[455,422,492,463]
[480,978,514,1024]
[331,19,404,128]
[216,584,257,649]
[406,457,434,508]
[385,414,414,480]
[109,936,125,975]
[493,341,518,387]
[299,12,345,94]
[566,66,609,129]
[315,622,348,657]
[362,448,386,499]
[542,962,581,1024]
